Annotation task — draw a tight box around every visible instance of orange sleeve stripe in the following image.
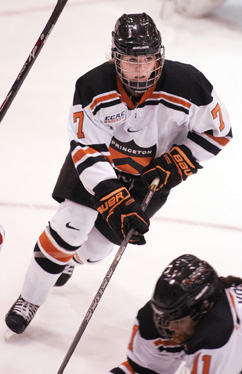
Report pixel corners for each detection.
[39,231,73,263]
[72,147,98,164]
[128,325,139,352]
[205,133,230,146]
[90,92,119,111]
[73,147,113,165]
[150,92,191,109]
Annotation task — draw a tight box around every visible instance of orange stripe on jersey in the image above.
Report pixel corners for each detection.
[72,147,98,164]
[150,92,191,109]
[121,361,135,374]
[110,147,152,174]
[39,231,73,263]
[205,133,230,146]
[73,147,113,166]
[90,92,119,111]
[128,324,139,352]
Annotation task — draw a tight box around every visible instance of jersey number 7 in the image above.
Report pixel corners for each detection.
[211,103,225,132]
[74,111,84,138]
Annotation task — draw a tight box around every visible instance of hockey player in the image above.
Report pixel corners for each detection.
[5,13,232,334]
[109,254,242,374]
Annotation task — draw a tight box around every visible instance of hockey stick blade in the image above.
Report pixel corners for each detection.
[57,177,160,374]
[0,0,69,123]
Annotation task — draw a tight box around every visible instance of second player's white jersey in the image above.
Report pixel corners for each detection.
[109,286,242,374]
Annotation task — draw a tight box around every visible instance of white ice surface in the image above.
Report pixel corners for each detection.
[0,0,241,373]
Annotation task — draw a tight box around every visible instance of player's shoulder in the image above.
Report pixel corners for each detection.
[77,61,116,85]
[74,61,117,107]
[156,59,213,105]
[185,290,233,354]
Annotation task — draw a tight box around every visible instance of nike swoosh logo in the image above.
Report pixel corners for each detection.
[127,128,141,133]
[87,259,101,263]
[65,222,80,231]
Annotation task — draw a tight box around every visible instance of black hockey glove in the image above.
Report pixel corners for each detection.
[142,145,202,193]
[93,186,149,245]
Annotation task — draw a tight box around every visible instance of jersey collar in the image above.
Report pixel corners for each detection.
[116,75,157,109]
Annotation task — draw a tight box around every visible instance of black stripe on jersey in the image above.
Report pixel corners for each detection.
[139,99,189,114]
[76,155,109,175]
[226,128,233,138]
[70,140,109,154]
[204,128,233,139]
[187,131,221,155]
[70,140,111,175]
[93,99,121,115]
[113,157,144,173]
[157,345,184,354]
[128,358,159,374]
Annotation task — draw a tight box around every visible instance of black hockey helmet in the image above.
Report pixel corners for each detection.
[151,254,221,338]
[112,13,165,94]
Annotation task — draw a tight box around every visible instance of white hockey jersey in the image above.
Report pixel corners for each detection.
[67,60,232,196]
[109,286,242,374]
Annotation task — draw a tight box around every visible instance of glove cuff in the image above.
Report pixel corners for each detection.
[93,178,122,198]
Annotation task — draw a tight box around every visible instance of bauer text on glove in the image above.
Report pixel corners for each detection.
[141,145,202,192]
[93,187,150,244]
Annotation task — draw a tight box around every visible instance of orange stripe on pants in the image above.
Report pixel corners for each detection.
[39,230,74,263]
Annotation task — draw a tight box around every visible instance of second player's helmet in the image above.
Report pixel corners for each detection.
[151,254,221,339]
[112,13,165,94]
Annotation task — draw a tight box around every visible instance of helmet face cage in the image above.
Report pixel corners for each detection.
[112,13,165,94]
[113,50,164,94]
[152,301,206,343]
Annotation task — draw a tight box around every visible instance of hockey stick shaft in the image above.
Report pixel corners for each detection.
[0,0,69,123]
[57,177,160,374]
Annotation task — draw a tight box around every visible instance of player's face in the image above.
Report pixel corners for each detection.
[168,315,197,344]
[120,55,156,83]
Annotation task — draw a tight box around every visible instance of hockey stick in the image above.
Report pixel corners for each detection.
[0,0,69,123]
[57,177,160,374]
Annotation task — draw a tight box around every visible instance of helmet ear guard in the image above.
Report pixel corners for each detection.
[112,13,165,94]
